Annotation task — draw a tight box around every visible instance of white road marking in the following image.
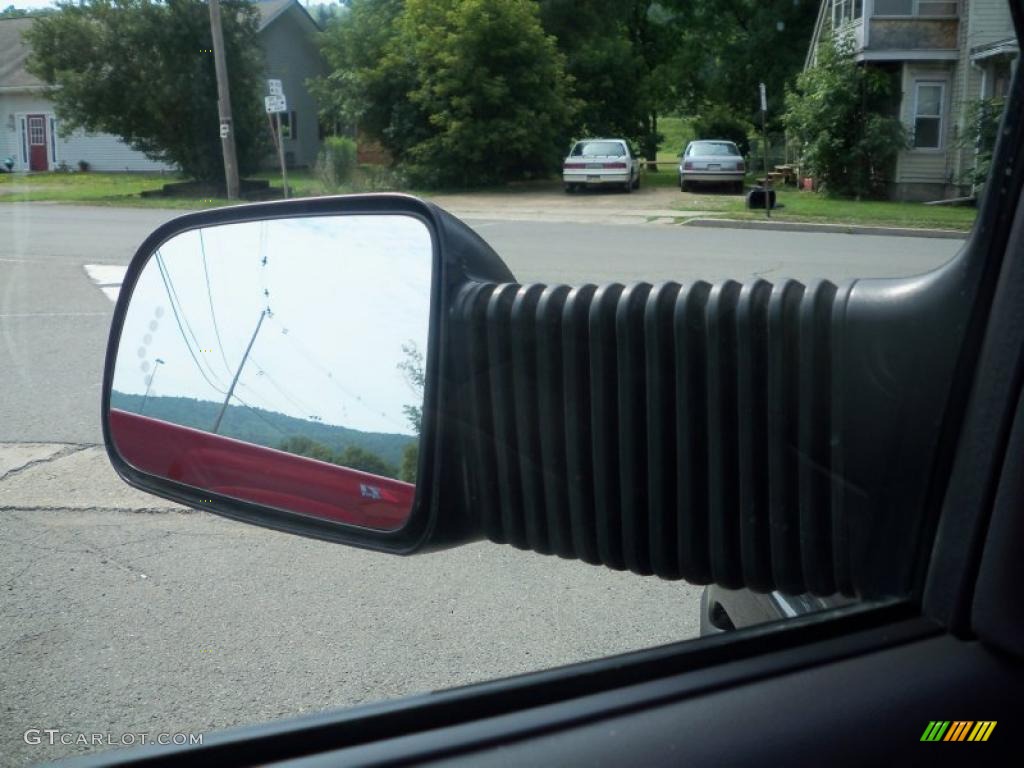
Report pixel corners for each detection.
[83,264,128,303]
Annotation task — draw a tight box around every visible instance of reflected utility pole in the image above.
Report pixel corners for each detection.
[212,310,266,433]
[140,358,165,414]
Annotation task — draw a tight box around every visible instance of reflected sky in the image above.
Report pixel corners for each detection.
[112,214,432,437]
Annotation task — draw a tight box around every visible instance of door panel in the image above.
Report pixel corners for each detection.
[27,114,48,171]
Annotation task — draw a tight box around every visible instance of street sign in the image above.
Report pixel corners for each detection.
[759,82,767,113]
[267,79,283,96]
[219,122,230,139]
[264,94,287,114]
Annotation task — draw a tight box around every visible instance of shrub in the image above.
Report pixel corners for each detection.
[77,160,90,172]
[957,97,1006,190]
[784,33,907,199]
[315,136,358,191]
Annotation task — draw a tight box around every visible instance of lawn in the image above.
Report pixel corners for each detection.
[673,187,978,231]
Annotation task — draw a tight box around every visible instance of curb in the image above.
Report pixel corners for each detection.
[683,218,969,240]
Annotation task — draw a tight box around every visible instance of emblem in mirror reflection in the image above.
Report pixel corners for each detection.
[108,214,432,531]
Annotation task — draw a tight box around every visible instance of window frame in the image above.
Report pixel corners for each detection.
[911,80,946,150]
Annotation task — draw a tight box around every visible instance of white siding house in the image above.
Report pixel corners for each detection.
[805,0,1018,201]
[0,0,324,174]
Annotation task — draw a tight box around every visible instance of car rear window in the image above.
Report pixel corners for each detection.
[687,141,740,157]
[572,141,626,157]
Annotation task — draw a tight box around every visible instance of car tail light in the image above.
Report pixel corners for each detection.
[736,161,745,172]
[563,162,585,169]
[683,161,694,170]
[603,162,627,169]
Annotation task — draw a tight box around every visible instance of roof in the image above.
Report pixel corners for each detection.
[0,17,46,90]
[254,0,321,33]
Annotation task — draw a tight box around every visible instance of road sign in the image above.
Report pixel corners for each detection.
[267,79,283,96]
[264,94,287,114]
[219,122,230,139]
[759,82,767,113]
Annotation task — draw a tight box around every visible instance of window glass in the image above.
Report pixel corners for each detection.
[572,140,626,157]
[874,0,913,14]
[914,83,944,148]
[687,141,741,157]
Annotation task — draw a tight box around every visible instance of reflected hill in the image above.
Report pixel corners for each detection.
[110,392,415,469]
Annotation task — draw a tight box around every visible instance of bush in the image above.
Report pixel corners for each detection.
[691,106,753,157]
[77,160,90,172]
[957,97,1006,190]
[315,136,358,191]
[784,33,907,199]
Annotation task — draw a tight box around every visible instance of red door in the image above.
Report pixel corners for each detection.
[27,115,48,171]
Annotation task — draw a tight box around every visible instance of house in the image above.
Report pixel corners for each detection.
[0,0,324,173]
[805,0,1018,200]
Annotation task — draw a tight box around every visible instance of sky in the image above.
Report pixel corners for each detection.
[112,214,433,438]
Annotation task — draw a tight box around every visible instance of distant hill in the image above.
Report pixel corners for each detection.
[110,392,414,467]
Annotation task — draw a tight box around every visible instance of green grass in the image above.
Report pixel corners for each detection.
[0,168,391,208]
[673,188,977,231]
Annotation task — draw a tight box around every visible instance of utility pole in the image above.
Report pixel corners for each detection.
[209,0,240,199]
[213,310,265,434]
[141,358,165,414]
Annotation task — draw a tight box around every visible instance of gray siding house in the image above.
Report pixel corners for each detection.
[806,0,1017,200]
[0,0,324,173]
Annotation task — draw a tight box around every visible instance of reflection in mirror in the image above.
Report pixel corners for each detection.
[109,215,432,531]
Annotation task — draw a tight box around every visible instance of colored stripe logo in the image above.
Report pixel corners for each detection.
[921,721,996,742]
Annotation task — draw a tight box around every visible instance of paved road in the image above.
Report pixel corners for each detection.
[0,202,963,766]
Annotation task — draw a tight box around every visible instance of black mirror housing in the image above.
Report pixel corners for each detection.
[103,193,513,556]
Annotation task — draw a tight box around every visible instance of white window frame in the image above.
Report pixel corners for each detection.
[911,80,946,151]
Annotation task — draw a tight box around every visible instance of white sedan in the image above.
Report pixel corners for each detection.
[562,139,641,193]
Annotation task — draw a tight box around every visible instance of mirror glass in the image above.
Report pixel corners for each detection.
[108,214,432,531]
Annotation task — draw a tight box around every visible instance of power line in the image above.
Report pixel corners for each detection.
[152,249,228,398]
[199,229,234,378]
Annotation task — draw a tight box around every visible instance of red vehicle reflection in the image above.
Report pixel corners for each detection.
[109,409,413,531]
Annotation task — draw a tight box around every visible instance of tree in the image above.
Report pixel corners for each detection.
[313,0,576,187]
[278,435,338,463]
[784,33,906,198]
[399,442,418,484]
[26,0,270,182]
[337,445,398,478]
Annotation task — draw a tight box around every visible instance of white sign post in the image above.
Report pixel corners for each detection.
[759,82,771,218]
[264,89,289,199]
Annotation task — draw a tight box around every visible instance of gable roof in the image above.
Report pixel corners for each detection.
[0,17,45,90]
[254,0,321,34]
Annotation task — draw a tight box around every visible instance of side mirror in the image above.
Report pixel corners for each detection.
[105,193,966,601]
[104,194,512,553]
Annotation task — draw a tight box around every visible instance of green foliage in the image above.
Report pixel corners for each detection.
[396,340,424,435]
[783,34,907,198]
[315,135,358,191]
[691,106,753,157]
[337,445,398,478]
[26,0,270,182]
[399,442,418,484]
[683,0,820,130]
[957,97,1006,189]
[278,436,400,479]
[312,0,576,187]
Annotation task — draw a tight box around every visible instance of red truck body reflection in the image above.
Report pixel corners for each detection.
[109,409,413,531]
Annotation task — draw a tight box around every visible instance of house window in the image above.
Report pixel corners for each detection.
[874,0,912,14]
[279,110,297,141]
[913,82,945,149]
[833,0,864,25]
[915,1,957,16]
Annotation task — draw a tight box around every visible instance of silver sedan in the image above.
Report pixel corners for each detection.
[679,140,746,194]
[563,139,641,193]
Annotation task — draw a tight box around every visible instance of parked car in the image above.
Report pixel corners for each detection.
[562,138,641,193]
[679,139,745,193]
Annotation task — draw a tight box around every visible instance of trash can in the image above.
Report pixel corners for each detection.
[746,186,777,210]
